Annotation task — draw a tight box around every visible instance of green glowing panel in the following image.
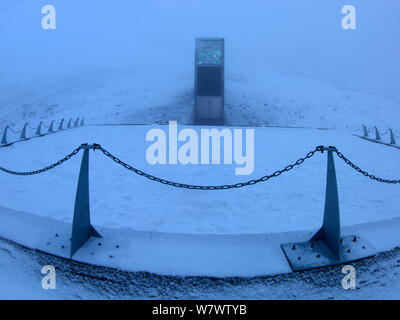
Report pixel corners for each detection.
[197,40,222,65]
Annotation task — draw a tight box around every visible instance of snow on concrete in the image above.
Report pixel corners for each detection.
[2,203,400,278]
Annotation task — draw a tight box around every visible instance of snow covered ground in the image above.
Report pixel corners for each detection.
[2,236,400,300]
[1,70,400,131]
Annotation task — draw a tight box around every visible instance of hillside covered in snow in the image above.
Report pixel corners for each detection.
[0,0,399,130]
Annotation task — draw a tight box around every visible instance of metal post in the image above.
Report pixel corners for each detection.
[67,119,72,129]
[35,121,42,136]
[20,123,28,140]
[58,119,64,130]
[362,125,369,138]
[374,127,381,141]
[70,144,101,258]
[311,147,341,259]
[1,126,8,144]
[281,146,375,271]
[48,120,54,133]
[80,117,84,126]
[390,129,396,145]
[74,118,80,127]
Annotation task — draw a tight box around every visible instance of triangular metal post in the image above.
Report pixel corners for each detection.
[374,127,381,141]
[20,123,27,139]
[35,121,42,135]
[280,146,376,271]
[362,125,369,138]
[48,120,54,133]
[390,129,396,145]
[70,145,101,258]
[58,119,64,130]
[311,147,341,259]
[1,126,8,144]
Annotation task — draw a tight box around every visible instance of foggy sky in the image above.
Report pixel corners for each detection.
[0,0,399,96]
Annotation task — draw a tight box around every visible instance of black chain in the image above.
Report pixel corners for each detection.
[1,143,398,186]
[334,150,400,184]
[7,126,22,134]
[94,144,320,190]
[0,146,82,175]
[378,129,390,135]
[27,123,37,130]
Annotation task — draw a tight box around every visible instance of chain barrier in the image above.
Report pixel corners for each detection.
[378,129,390,136]
[0,146,82,175]
[334,150,400,184]
[8,126,22,134]
[27,123,36,130]
[1,117,83,147]
[362,126,399,144]
[0,143,398,186]
[94,144,320,190]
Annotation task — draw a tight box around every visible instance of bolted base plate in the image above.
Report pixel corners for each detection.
[281,235,376,271]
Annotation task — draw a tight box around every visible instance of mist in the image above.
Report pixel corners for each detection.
[0,0,399,96]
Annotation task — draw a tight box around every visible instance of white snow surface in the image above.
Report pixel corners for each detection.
[1,70,400,131]
[1,204,400,278]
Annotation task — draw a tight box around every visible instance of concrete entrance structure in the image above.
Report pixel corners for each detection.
[194,38,225,125]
